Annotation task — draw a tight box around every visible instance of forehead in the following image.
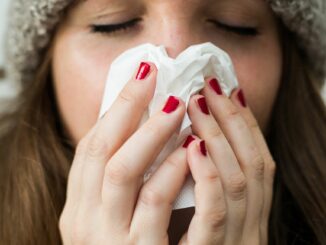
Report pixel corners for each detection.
[69,0,271,25]
[72,0,268,18]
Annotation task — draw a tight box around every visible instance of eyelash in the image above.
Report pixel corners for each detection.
[91,18,258,36]
[91,18,141,34]
[208,20,258,36]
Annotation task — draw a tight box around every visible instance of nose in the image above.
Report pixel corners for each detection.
[151,19,203,58]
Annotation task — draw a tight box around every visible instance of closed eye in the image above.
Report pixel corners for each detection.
[90,18,258,37]
[208,19,259,36]
[91,18,141,34]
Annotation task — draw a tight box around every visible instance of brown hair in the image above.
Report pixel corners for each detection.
[267,29,326,244]
[0,46,73,245]
[0,26,325,245]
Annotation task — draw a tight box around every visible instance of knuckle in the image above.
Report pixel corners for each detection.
[266,158,277,177]
[251,154,265,181]
[260,148,277,178]
[141,122,166,142]
[204,168,220,184]
[226,172,247,201]
[198,208,227,230]
[105,157,132,186]
[225,104,241,120]
[164,157,181,172]
[248,118,260,131]
[75,138,89,157]
[205,129,224,145]
[143,121,160,137]
[208,210,227,230]
[139,186,166,208]
[86,134,108,159]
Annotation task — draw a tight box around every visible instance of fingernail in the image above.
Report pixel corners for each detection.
[209,78,223,95]
[199,140,207,156]
[136,62,151,80]
[197,97,210,115]
[237,89,247,107]
[183,135,195,148]
[162,96,180,113]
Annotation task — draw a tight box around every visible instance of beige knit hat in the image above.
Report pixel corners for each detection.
[5,0,326,86]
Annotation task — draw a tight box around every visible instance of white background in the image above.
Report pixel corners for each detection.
[0,1,325,100]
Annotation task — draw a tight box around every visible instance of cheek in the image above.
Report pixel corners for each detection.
[52,30,112,144]
[232,46,282,132]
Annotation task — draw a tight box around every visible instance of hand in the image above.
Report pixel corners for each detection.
[59,62,191,245]
[180,78,276,245]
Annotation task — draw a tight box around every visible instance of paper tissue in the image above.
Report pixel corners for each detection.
[99,42,239,209]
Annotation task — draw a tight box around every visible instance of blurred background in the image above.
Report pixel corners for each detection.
[0,0,13,99]
[0,0,325,100]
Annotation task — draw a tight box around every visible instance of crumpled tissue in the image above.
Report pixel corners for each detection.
[99,42,239,209]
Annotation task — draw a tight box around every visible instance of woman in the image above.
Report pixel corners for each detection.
[0,0,325,244]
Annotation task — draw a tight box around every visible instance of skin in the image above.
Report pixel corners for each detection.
[52,0,281,141]
[54,0,280,244]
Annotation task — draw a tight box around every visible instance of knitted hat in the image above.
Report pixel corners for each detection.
[5,0,326,86]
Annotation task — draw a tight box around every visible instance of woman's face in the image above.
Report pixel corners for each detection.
[52,0,282,144]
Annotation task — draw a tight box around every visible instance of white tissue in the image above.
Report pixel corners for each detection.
[99,43,239,209]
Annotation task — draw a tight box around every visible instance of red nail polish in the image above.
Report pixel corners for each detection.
[136,62,151,80]
[237,89,247,107]
[200,140,207,156]
[209,78,222,95]
[162,96,179,113]
[197,97,210,115]
[183,135,195,148]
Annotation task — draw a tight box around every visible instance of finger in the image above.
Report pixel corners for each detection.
[230,88,276,243]
[102,96,186,229]
[202,79,264,242]
[62,62,157,241]
[59,124,98,243]
[130,141,190,243]
[79,62,157,207]
[64,125,98,209]
[188,94,246,244]
[186,140,226,245]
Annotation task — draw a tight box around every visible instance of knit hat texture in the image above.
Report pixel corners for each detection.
[5,0,326,86]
